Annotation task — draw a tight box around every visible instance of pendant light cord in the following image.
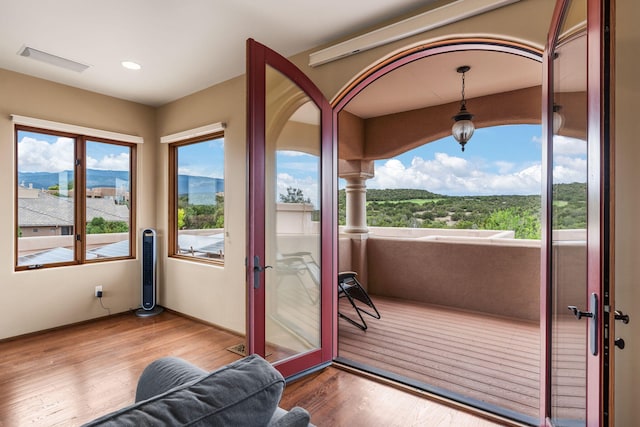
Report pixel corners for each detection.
[460,70,467,109]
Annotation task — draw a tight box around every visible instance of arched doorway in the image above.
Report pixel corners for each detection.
[332,39,545,424]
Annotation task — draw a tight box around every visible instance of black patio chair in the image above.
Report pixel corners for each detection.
[276,252,320,303]
[337,271,381,331]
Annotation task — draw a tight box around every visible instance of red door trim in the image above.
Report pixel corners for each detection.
[540,3,567,423]
[246,38,335,378]
[541,1,610,425]
[246,38,267,357]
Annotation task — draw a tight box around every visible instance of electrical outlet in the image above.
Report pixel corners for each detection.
[95,285,103,297]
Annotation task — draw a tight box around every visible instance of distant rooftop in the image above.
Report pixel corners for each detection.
[18,190,128,227]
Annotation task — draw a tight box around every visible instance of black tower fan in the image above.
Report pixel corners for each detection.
[136,228,163,316]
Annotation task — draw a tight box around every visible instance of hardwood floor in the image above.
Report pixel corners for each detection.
[0,310,507,426]
[281,367,508,427]
[0,311,243,426]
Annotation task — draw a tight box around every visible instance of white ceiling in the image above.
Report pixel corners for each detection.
[0,0,445,107]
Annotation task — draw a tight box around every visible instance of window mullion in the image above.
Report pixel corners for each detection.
[76,136,86,263]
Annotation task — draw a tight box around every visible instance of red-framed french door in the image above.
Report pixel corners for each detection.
[246,0,612,419]
[246,38,336,378]
[541,0,611,425]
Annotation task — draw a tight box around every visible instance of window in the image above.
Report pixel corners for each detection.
[168,132,224,264]
[15,126,136,270]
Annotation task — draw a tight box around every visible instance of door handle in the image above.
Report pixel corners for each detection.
[252,255,272,289]
[614,310,630,324]
[613,310,629,351]
[567,293,598,356]
[567,306,593,320]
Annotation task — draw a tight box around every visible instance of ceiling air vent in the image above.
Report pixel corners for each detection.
[18,46,89,73]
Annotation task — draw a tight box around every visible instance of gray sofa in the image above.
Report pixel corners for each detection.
[82,354,312,426]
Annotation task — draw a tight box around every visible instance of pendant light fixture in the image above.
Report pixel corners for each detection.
[552,104,564,133]
[451,65,474,151]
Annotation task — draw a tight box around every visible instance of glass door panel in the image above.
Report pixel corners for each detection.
[265,65,322,361]
[551,25,588,421]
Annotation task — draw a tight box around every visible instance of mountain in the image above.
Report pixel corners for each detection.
[18,171,73,190]
[18,169,131,190]
[87,169,130,188]
[177,175,224,196]
[366,188,445,201]
[18,170,224,195]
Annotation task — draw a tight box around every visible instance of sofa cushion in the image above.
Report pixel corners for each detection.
[269,406,311,427]
[82,354,285,427]
[135,356,208,402]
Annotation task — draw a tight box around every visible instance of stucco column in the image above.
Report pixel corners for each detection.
[339,160,374,234]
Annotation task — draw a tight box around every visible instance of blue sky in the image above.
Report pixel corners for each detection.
[176,137,224,179]
[19,125,588,208]
[276,123,588,207]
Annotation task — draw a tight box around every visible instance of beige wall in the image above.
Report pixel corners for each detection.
[366,237,541,320]
[155,76,247,334]
[362,237,588,322]
[613,0,640,424]
[0,69,157,339]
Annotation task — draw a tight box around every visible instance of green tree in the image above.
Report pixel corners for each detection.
[482,207,541,239]
[86,217,129,234]
[179,194,224,230]
[177,208,186,229]
[213,194,225,228]
[48,182,74,197]
[280,187,311,204]
[336,187,576,239]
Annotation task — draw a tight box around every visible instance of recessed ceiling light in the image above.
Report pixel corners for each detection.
[121,61,141,70]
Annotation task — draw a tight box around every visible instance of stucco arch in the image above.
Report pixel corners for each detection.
[332,38,544,161]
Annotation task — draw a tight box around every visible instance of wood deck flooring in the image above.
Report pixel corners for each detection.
[337,295,586,423]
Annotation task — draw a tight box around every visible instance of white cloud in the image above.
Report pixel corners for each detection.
[495,161,515,174]
[87,153,130,170]
[369,152,546,195]
[278,160,318,173]
[531,134,586,156]
[18,136,74,172]
[19,135,134,173]
[553,135,587,155]
[276,172,319,208]
[277,151,318,175]
[279,150,313,157]
[178,166,195,175]
[551,135,587,183]
[552,155,587,183]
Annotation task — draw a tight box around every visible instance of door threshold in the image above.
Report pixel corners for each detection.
[333,356,537,427]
